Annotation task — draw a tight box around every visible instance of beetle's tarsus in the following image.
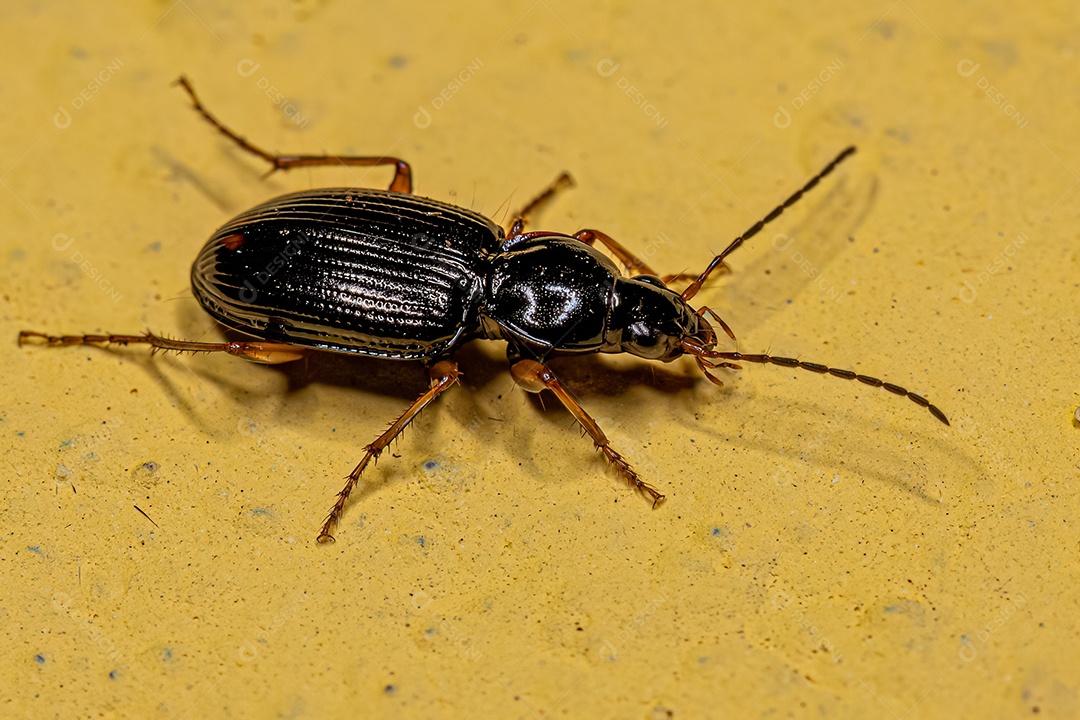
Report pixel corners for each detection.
[600,444,664,505]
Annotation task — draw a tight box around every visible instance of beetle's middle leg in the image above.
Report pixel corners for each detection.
[317,360,461,543]
[510,358,665,507]
[175,76,412,193]
[574,228,660,277]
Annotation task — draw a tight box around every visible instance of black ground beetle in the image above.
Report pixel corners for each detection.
[20,77,948,542]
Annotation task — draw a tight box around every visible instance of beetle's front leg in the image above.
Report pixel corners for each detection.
[509,358,665,507]
[317,359,461,543]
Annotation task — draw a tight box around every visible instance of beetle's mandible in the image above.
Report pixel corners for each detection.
[20,77,949,542]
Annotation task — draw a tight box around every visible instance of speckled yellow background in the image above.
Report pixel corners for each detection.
[3,2,1077,718]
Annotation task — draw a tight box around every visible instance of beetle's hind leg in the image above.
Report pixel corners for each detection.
[317,359,461,543]
[175,76,412,193]
[510,358,665,507]
[505,172,576,239]
[17,330,306,364]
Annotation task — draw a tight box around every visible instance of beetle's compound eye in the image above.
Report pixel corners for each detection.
[633,274,667,288]
[623,322,664,356]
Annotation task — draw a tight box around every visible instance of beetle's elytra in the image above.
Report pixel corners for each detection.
[193,187,499,359]
[20,77,948,543]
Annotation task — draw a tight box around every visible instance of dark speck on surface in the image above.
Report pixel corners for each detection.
[145,241,161,252]
[416,536,426,547]
[388,55,407,69]
[109,670,118,680]
[884,127,910,144]
[34,654,45,664]
[384,684,396,694]
[27,545,42,554]
[423,460,439,471]
[563,47,589,63]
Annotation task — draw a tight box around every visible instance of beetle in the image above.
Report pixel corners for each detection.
[20,77,949,542]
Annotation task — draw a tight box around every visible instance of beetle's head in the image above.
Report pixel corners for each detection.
[609,275,726,362]
[609,275,738,388]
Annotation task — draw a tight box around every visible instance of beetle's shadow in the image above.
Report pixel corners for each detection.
[260,338,702,404]
[174,325,958,512]
[664,389,959,507]
[682,167,878,342]
[250,333,706,490]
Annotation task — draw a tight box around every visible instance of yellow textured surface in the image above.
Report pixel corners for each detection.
[3,2,1077,718]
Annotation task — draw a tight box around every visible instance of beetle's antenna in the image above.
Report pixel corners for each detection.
[681,146,857,302]
[679,338,949,425]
